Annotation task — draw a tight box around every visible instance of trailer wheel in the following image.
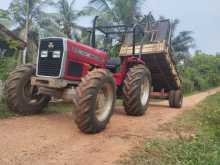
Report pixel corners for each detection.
[174,90,183,108]
[169,90,183,108]
[123,65,151,116]
[73,69,116,134]
[169,90,175,107]
[5,64,50,115]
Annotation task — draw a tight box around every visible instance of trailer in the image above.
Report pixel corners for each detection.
[119,19,182,106]
[94,17,183,108]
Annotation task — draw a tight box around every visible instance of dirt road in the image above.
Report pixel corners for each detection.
[0,87,220,165]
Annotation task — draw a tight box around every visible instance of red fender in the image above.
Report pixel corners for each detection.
[113,56,146,86]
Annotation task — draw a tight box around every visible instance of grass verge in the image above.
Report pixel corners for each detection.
[119,93,220,165]
[0,99,73,119]
[0,98,124,119]
[0,97,16,119]
[44,101,73,113]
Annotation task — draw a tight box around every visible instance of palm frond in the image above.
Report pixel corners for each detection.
[89,0,112,11]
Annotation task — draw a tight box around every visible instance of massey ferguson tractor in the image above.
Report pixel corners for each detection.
[5,16,183,134]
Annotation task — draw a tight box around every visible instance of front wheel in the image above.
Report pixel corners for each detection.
[123,65,152,116]
[73,69,116,134]
[5,64,50,115]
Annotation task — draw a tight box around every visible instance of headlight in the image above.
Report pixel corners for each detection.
[53,51,61,58]
[40,51,48,58]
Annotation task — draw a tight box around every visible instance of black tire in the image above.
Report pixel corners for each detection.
[174,90,183,108]
[73,69,116,134]
[169,90,183,108]
[5,64,50,115]
[169,90,175,107]
[123,65,151,116]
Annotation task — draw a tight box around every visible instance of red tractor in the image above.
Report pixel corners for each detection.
[5,16,182,134]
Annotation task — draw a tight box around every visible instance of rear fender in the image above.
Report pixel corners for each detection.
[113,56,145,87]
[126,56,146,69]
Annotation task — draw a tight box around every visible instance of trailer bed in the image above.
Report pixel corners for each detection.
[120,41,181,92]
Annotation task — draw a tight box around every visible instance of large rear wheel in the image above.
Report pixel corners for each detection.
[73,69,116,134]
[5,64,50,115]
[123,65,152,116]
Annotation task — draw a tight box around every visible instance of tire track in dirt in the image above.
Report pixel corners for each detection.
[0,87,220,165]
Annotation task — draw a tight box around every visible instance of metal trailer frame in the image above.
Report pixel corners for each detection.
[89,15,181,98]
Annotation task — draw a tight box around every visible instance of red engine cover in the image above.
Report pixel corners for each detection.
[64,39,108,81]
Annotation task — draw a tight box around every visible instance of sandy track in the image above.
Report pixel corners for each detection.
[0,87,220,165]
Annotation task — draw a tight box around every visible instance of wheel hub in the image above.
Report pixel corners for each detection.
[23,80,42,104]
[95,83,114,122]
[140,79,150,106]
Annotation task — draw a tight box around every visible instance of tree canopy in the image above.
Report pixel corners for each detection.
[87,0,144,25]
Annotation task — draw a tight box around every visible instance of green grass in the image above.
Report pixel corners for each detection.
[183,90,201,96]
[0,99,73,119]
[44,102,73,113]
[119,93,220,165]
[183,86,219,96]
[0,98,123,119]
[0,97,16,119]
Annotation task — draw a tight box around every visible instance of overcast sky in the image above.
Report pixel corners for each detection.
[1,0,220,54]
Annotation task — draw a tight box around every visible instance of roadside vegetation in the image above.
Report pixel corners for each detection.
[179,52,220,94]
[119,93,220,165]
[0,100,73,118]
[0,97,15,118]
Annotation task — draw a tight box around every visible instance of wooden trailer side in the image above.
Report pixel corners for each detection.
[119,41,181,91]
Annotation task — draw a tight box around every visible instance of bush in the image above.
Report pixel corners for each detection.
[179,53,220,93]
[182,78,194,93]
[0,55,18,80]
[193,77,209,91]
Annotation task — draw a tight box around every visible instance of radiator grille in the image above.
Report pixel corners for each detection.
[37,38,64,77]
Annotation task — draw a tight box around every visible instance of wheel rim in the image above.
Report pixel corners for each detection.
[179,95,183,106]
[23,80,42,104]
[95,82,114,122]
[140,79,150,106]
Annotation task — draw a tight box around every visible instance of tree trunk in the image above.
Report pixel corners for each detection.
[67,29,72,39]
[0,80,3,99]
[22,0,30,64]
[17,50,22,65]
[64,24,72,39]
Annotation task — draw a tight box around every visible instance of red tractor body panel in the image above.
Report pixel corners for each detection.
[36,37,146,87]
[64,39,108,81]
[63,39,146,84]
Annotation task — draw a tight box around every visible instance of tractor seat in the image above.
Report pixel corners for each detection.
[106,57,121,73]
[107,57,121,66]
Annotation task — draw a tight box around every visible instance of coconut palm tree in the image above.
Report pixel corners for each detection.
[87,0,143,25]
[3,0,87,63]
[51,0,84,39]
[172,31,195,63]
[5,0,55,63]
[170,19,195,63]
[0,9,12,28]
[112,0,143,24]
